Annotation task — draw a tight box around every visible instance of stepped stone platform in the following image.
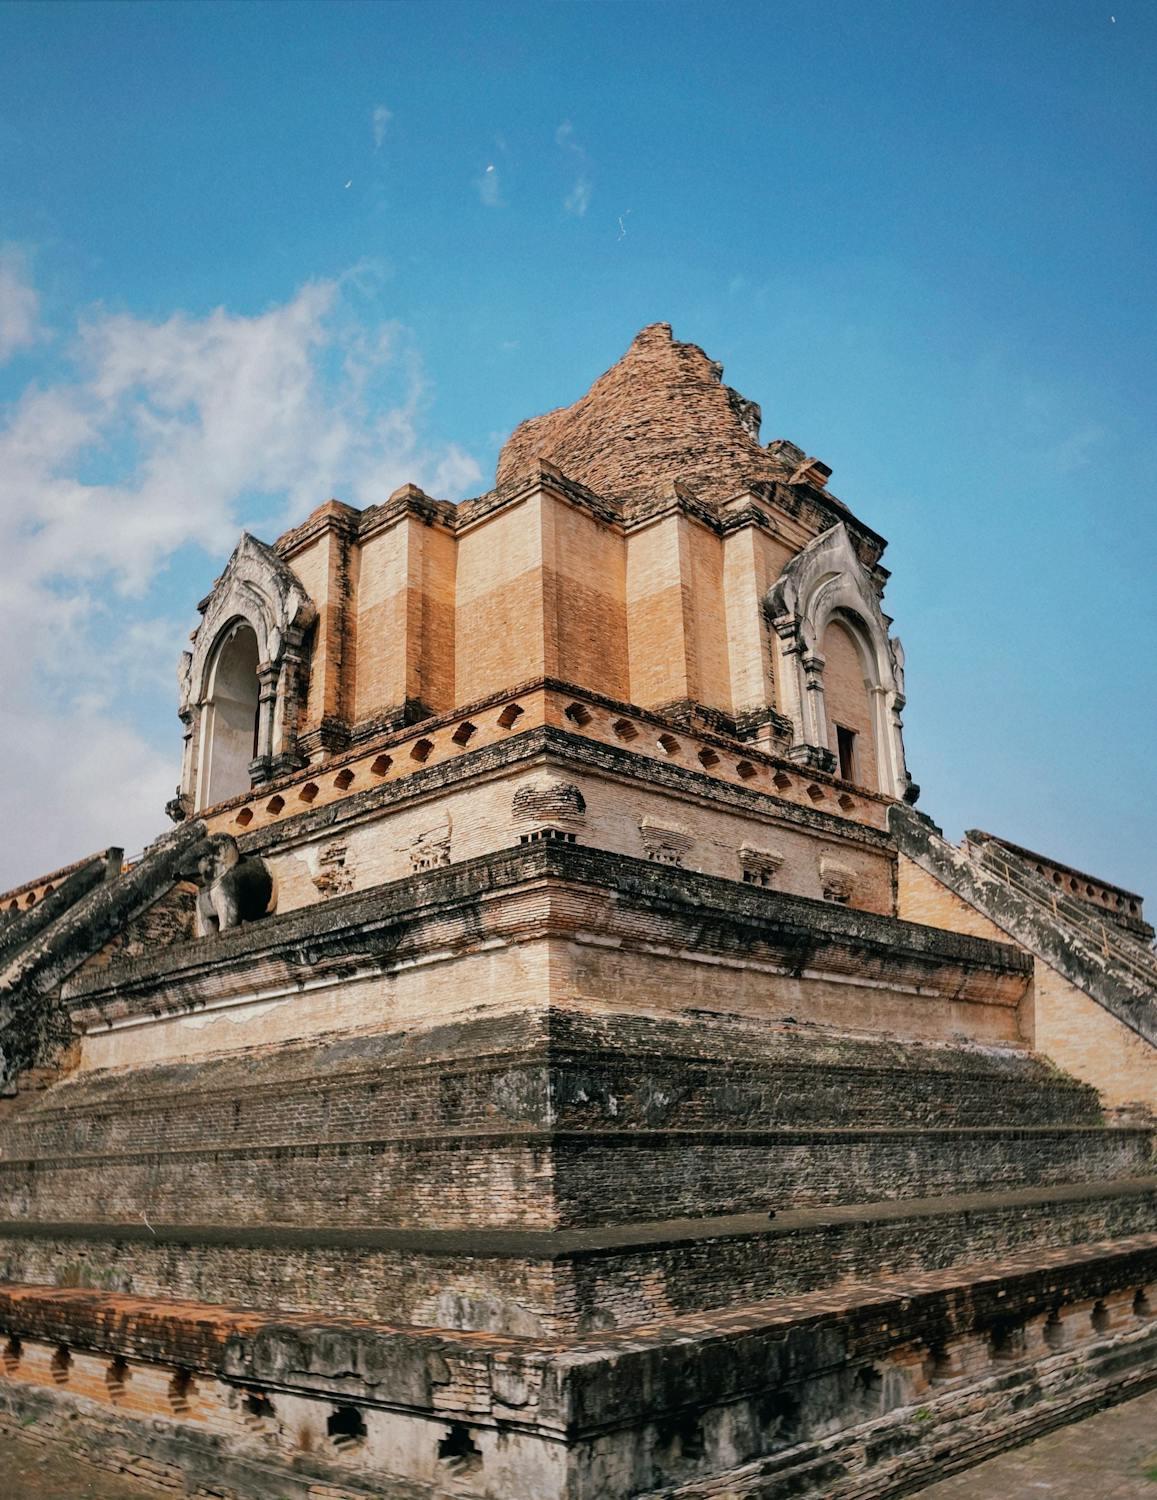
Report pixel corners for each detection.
[0,850,1153,1497]
[0,324,1152,1496]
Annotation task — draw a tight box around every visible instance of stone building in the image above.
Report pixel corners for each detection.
[0,324,1153,1499]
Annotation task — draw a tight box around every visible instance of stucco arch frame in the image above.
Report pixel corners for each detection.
[764,523,913,800]
[175,534,317,815]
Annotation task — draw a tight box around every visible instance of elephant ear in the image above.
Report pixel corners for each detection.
[209,834,242,874]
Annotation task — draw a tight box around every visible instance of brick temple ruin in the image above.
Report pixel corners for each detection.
[0,323,1153,1499]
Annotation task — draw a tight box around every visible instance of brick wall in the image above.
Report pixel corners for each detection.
[897,854,1009,942]
[495,323,789,504]
[348,518,410,720]
[258,760,897,918]
[1034,958,1157,1110]
[543,498,629,701]
[454,497,549,702]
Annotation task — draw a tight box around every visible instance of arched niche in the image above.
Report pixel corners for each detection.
[764,523,915,802]
[820,613,878,789]
[196,621,261,809]
[172,534,316,817]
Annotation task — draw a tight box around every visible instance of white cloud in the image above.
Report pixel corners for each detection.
[564,178,592,217]
[0,246,41,362]
[556,121,593,217]
[372,104,392,151]
[0,268,483,888]
[476,163,502,208]
[1012,378,1111,479]
[1,707,180,876]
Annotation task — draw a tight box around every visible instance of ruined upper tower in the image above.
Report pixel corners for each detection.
[171,323,915,827]
[497,321,788,500]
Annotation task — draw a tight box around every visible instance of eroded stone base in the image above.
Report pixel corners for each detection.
[0,1234,1154,1499]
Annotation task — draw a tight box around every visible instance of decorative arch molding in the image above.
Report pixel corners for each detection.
[172,534,317,817]
[764,523,916,802]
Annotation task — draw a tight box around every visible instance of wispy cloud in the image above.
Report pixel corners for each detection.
[0,267,481,884]
[371,103,392,151]
[565,179,592,217]
[1014,379,1111,478]
[1050,423,1107,477]
[556,121,592,217]
[476,162,502,208]
[0,246,41,363]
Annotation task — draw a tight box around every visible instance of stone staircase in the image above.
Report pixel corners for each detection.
[0,821,210,1093]
[965,832,1157,999]
[891,806,1157,1051]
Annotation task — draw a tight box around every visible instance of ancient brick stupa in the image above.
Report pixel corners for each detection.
[0,325,1153,1499]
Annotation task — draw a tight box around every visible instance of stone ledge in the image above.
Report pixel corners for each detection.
[628,1349,1157,1500]
[0,1124,1147,1174]
[1,1232,1156,1437]
[6,1006,1099,1148]
[203,702,893,850]
[64,843,1031,1018]
[1,1176,1153,1258]
[2,1303,1154,1500]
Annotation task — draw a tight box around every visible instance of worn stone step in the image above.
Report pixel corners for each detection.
[0,1122,1150,1233]
[1,1230,1155,1500]
[3,1010,1104,1163]
[2,1177,1153,1337]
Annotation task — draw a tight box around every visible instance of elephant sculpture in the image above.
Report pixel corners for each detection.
[188,834,274,937]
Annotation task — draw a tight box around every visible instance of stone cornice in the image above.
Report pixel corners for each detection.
[273,498,361,560]
[63,842,1031,1026]
[266,452,890,566]
[199,677,890,847]
[227,722,892,856]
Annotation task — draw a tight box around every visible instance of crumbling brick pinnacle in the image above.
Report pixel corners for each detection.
[496,322,794,502]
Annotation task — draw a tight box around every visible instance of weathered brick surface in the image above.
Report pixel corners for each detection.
[1,1182,1153,1338]
[62,844,1030,1037]
[83,884,197,972]
[898,849,1020,943]
[0,832,1146,1495]
[896,847,1156,1108]
[0,1124,1148,1234]
[1033,957,1157,1111]
[910,1388,1157,1500]
[496,324,791,504]
[0,1008,1103,1164]
[163,318,897,783]
[0,1235,1154,1499]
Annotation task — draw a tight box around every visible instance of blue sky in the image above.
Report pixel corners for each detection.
[0,0,1154,901]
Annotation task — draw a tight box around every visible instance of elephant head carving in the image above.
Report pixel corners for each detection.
[187,834,274,937]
